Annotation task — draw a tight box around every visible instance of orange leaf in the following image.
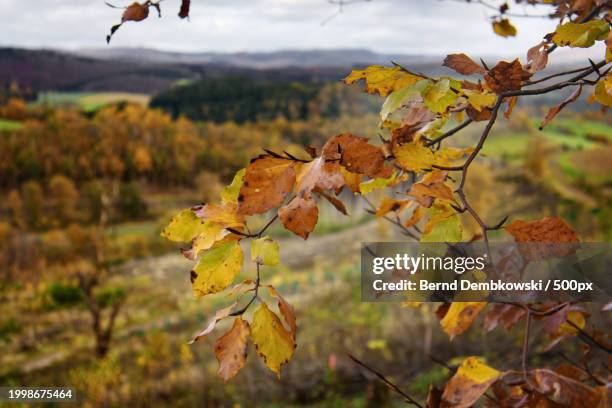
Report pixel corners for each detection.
[530,369,602,407]
[238,155,296,215]
[122,2,150,22]
[322,133,392,179]
[485,59,523,93]
[279,196,318,239]
[442,357,503,408]
[539,85,582,129]
[214,318,250,381]
[443,53,486,75]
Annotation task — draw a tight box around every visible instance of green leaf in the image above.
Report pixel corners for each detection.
[251,236,280,266]
[191,241,243,298]
[161,209,206,242]
[552,20,610,48]
[380,79,429,120]
[221,168,245,205]
[421,78,461,114]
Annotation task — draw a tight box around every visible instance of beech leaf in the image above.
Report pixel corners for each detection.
[189,302,237,343]
[214,317,250,381]
[279,196,318,240]
[251,236,280,266]
[540,85,582,129]
[343,66,423,97]
[443,53,486,75]
[440,302,486,340]
[442,356,502,408]
[551,20,610,48]
[492,19,517,38]
[191,241,243,298]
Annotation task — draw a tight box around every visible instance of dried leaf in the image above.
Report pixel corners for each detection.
[485,59,523,93]
[443,53,486,75]
[504,96,518,119]
[506,216,580,260]
[527,42,549,73]
[594,75,612,107]
[279,196,318,239]
[442,356,502,408]
[122,2,150,22]
[375,196,410,217]
[408,181,454,208]
[178,0,191,18]
[238,155,296,215]
[322,133,392,179]
[268,286,297,340]
[315,187,348,215]
[214,318,249,381]
[190,302,237,343]
[530,369,602,407]
[540,85,582,129]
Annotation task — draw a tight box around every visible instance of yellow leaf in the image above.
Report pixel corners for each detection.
[161,209,206,242]
[492,19,517,37]
[194,203,245,229]
[250,302,295,378]
[251,236,280,266]
[464,90,497,112]
[359,172,398,195]
[558,310,586,335]
[393,143,435,172]
[343,66,422,97]
[422,79,460,114]
[221,168,245,205]
[191,241,243,298]
[183,221,231,260]
[552,20,609,48]
[594,76,612,107]
[442,356,502,408]
[440,302,486,339]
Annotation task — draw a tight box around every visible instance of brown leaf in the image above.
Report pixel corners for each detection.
[485,59,523,93]
[484,304,526,332]
[527,41,549,73]
[539,86,582,129]
[466,105,492,122]
[506,216,580,260]
[555,363,586,382]
[214,318,250,381]
[279,196,318,239]
[440,302,486,340]
[375,196,410,217]
[178,0,190,18]
[443,53,487,75]
[442,357,503,408]
[296,157,344,196]
[314,187,348,215]
[238,155,297,215]
[322,133,392,179]
[426,384,443,408]
[530,369,602,408]
[190,302,237,343]
[268,286,297,340]
[122,2,150,22]
[408,181,454,208]
[504,96,518,119]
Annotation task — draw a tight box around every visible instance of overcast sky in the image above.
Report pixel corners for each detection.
[0,0,605,59]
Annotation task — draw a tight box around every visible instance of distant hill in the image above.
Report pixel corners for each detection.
[76,47,439,69]
[0,47,206,94]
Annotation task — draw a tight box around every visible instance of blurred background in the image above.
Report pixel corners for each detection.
[0,1,610,407]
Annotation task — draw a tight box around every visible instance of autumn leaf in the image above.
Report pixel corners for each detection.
[238,155,297,215]
[343,66,423,97]
[393,142,435,172]
[178,0,191,18]
[485,59,523,93]
[214,317,249,381]
[122,2,150,22]
[421,202,462,243]
[161,209,207,242]
[408,181,454,208]
[440,302,486,340]
[181,222,231,260]
[322,133,392,179]
[250,302,296,378]
[492,18,517,37]
[404,206,423,228]
[506,216,580,260]
[540,85,582,129]
[221,168,245,205]
[530,369,602,407]
[193,203,245,229]
[551,19,610,48]
[279,196,318,239]
[314,187,348,215]
[464,90,497,112]
[442,356,503,408]
[340,166,361,194]
[443,53,486,75]
[504,96,518,119]
[191,241,243,298]
[251,236,280,266]
[484,304,526,332]
[375,196,411,217]
[268,286,297,340]
[594,75,612,107]
[380,80,428,120]
[359,173,398,195]
[190,302,237,343]
[295,156,344,195]
[422,78,461,114]
[526,41,549,73]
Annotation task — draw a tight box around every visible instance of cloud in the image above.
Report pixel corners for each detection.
[0,0,604,59]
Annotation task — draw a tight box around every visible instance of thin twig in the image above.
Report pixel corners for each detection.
[347,352,424,407]
[229,263,261,316]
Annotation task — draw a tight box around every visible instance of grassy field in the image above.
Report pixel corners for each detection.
[36,92,150,112]
[0,118,23,131]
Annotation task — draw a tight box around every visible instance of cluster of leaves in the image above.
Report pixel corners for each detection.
[153,0,612,405]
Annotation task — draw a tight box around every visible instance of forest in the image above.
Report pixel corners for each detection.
[1,0,611,407]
